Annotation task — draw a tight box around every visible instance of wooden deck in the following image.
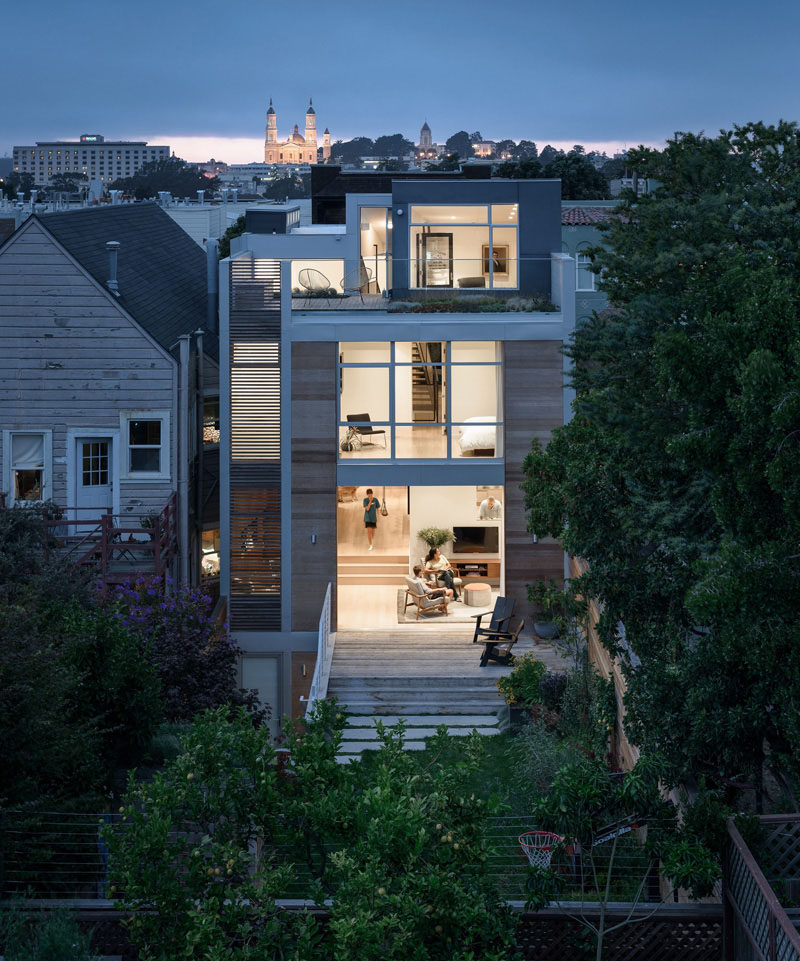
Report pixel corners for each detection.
[330,628,572,678]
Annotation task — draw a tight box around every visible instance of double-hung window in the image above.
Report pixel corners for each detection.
[576,249,596,291]
[3,430,52,503]
[120,412,170,480]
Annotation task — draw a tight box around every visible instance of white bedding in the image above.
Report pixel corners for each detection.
[457,416,496,453]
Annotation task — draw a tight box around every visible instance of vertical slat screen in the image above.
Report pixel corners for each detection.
[229,259,282,630]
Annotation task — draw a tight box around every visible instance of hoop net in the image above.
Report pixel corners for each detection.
[518,831,564,869]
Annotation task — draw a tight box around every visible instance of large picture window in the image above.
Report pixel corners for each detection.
[338,342,503,461]
[409,205,518,290]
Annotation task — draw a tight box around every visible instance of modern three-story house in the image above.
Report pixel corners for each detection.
[218,171,577,723]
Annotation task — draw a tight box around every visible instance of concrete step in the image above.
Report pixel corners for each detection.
[329,676,500,690]
[344,713,502,727]
[338,553,408,565]
[341,725,500,740]
[337,740,428,756]
[334,701,506,717]
[337,562,407,575]
[337,573,407,586]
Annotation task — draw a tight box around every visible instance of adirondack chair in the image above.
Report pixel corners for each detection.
[471,595,515,644]
[479,618,525,667]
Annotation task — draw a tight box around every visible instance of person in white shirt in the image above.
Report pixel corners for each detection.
[479,496,502,519]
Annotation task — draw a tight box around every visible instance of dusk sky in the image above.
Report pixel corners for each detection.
[3,0,798,163]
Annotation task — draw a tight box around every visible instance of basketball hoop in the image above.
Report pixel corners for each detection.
[518,831,564,869]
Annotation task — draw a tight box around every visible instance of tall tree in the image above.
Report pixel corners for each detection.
[373,133,414,157]
[331,137,375,164]
[444,130,473,159]
[521,123,800,806]
[110,157,218,199]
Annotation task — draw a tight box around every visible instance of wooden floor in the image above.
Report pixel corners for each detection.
[330,629,572,678]
[338,425,495,460]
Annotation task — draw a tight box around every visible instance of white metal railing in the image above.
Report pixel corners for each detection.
[304,582,333,717]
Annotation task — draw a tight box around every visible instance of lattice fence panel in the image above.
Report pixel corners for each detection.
[515,910,721,961]
[763,820,800,880]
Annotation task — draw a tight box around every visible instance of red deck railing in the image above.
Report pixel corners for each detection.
[38,494,179,583]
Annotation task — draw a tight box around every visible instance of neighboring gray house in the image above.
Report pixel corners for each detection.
[0,202,220,584]
[561,202,615,325]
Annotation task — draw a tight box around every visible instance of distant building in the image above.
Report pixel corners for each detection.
[472,142,496,158]
[12,135,169,186]
[264,99,332,165]
[415,121,443,162]
[196,159,229,178]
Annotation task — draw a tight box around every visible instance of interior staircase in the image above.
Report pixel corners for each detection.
[327,628,570,762]
[337,552,408,587]
[411,342,438,422]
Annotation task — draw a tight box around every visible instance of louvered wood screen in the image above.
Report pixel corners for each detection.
[229,259,282,630]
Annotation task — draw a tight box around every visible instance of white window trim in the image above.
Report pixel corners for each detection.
[576,252,596,291]
[119,411,171,482]
[2,429,53,504]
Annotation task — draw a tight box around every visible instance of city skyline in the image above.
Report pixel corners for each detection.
[5,0,798,163]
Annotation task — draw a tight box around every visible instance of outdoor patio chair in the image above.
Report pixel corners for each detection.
[479,618,525,667]
[340,264,373,303]
[471,595,515,643]
[298,267,332,306]
[403,575,449,619]
[346,413,386,448]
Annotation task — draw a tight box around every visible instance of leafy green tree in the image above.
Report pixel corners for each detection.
[6,171,35,198]
[107,703,518,961]
[110,157,218,200]
[494,151,609,199]
[529,756,720,960]
[263,174,309,200]
[217,214,245,259]
[521,122,800,805]
[444,130,473,159]
[539,144,561,165]
[427,153,461,171]
[331,137,375,164]
[48,172,87,194]
[373,133,414,157]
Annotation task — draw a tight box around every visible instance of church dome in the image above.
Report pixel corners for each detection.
[291,124,305,144]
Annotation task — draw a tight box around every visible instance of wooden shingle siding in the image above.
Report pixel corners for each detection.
[0,219,176,514]
[291,342,337,632]
[503,340,565,610]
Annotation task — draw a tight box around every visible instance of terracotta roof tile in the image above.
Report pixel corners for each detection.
[561,206,616,226]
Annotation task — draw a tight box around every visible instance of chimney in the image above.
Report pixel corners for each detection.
[106,241,120,295]
[197,189,205,205]
[231,188,238,203]
[109,189,121,205]
[205,238,219,333]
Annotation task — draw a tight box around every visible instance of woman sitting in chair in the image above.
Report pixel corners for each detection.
[424,547,461,601]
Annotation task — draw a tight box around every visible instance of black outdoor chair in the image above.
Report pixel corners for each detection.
[346,413,386,448]
[479,618,525,667]
[471,595,516,644]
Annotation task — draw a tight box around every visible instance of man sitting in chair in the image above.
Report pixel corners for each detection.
[411,565,453,605]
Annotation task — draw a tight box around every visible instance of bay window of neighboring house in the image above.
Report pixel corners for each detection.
[120,412,170,480]
[3,430,52,503]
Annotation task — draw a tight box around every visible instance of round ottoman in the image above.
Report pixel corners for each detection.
[464,582,491,608]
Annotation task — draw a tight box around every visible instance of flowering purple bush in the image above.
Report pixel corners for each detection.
[106,575,267,724]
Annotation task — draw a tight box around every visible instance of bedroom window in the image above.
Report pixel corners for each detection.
[120,411,170,480]
[3,430,53,503]
[338,341,503,461]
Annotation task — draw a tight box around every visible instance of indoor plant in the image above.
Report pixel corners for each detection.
[416,527,454,552]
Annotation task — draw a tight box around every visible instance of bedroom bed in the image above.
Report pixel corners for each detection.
[456,416,496,456]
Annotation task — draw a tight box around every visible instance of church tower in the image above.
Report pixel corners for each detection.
[305,98,317,162]
[322,127,331,162]
[420,120,432,148]
[264,98,277,163]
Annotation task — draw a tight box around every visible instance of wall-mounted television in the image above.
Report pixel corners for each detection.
[453,526,499,554]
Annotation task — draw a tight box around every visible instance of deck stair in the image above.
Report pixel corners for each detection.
[327,628,570,762]
[337,552,408,587]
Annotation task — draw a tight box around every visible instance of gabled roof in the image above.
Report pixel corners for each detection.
[35,203,218,361]
[561,206,616,226]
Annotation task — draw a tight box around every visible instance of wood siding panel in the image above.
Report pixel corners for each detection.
[504,341,565,612]
[291,342,337,632]
[0,220,177,514]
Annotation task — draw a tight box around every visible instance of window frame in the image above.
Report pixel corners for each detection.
[119,411,171,481]
[2,429,53,504]
[575,249,596,291]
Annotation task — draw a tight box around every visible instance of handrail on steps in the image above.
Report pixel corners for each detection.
[302,583,333,718]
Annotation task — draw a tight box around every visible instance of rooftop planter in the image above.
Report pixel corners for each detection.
[388,295,558,314]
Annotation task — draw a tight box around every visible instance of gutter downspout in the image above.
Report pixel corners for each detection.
[194,330,204,583]
[178,334,191,584]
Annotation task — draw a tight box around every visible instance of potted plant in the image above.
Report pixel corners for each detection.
[497,653,548,731]
[416,527,454,553]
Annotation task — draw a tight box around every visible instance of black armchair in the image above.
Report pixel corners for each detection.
[346,413,386,448]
